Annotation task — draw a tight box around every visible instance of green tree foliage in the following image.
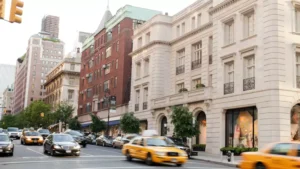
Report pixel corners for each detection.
[171,106,199,138]
[120,112,140,134]
[53,103,74,125]
[68,116,81,130]
[89,114,106,133]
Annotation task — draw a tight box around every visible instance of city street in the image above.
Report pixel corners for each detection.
[0,140,235,169]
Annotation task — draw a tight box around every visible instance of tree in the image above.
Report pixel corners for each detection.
[0,115,17,128]
[53,103,74,125]
[171,106,199,139]
[120,112,140,134]
[68,116,81,130]
[89,114,106,133]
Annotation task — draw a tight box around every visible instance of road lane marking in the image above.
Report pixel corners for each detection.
[0,159,121,165]
[26,148,46,156]
[76,167,232,169]
[80,152,94,156]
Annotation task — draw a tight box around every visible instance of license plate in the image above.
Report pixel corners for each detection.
[34,140,37,143]
[66,150,71,153]
[171,159,177,163]
[0,149,2,152]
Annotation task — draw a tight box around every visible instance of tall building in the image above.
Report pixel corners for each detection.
[41,15,60,38]
[0,64,15,117]
[44,57,81,117]
[2,85,14,115]
[130,0,300,154]
[68,31,92,58]
[13,32,64,114]
[78,5,161,136]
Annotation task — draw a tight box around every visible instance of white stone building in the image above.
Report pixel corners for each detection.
[130,0,300,154]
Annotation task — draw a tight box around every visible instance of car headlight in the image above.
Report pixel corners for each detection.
[74,144,81,149]
[39,137,43,141]
[155,151,165,156]
[180,152,188,157]
[26,138,31,140]
[53,145,61,149]
[7,144,13,149]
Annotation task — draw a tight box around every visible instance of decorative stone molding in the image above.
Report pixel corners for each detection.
[129,41,171,56]
[204,99,212,109]
[183,103,189,108]
[133,21,172,38]
[165,107,171,113]
[209,0,241,14]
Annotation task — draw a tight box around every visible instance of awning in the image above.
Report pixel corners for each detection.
[108,120,120,126]
[81,122,92,128]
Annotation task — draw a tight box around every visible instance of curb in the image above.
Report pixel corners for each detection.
[190,157,238,167]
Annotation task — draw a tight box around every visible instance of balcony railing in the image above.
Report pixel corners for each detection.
[143,102,148,110]
[191,60,201,70]
[297,76,300,88]
[135,104,139,111]
[224,82,234,95]
[176,65,185,75]
[243,77,255,91]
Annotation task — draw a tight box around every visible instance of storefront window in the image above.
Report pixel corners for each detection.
[291,105,300,141]
[225,107,258,148]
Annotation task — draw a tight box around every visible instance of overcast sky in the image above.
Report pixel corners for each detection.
[0,0,197,65]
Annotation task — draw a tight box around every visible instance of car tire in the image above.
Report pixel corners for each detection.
[113,144,116,149]
[255,163,266,169]
[145,153,153,166]
[82,144,86,148]
[176,164,182,167]
[96,141,98,146]
[9,152,14,156]
[126,150,132,161]
[102,142,105,147]
[50,150,56,156]
[75,153,80,156]
[21,140,23,145]
[43,147,48,154]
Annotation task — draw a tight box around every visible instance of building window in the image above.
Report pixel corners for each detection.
[176,25,180,37]
[69,77,75,85]
[33,71,36,76]
[106,47,111,58]
[146,32,150,44]
[136,62,141,79]
[41,73,44,77]
[114,77,117,88]
[191,42,202,70]
[143,87,148,110]
[88,73,93,83]
[181,22,185,35]
[191,17,196,29]
[225,107,258,148]
[118,24,120,34]
[176,83,185,93]
[243,10,255,38]
[197,13,201,27]
[104,80,109,91]
[116,41,119,52]
[224,61,234,94]
[243,55,255,91]
[224,20,235,45]
[87,88,92,98]
[297,53,300,88]
[135,90,140,111]
[68,90,74,100]
[33,65,36,71]
[192,78,202,90]
[209,74,213,87]
[116,59,118,69]
[176,49,185,75]
[70,64,75,70]
[98,102,101,111]
[296,7,300,32]
[138,37,142,48]
[89,60,93,68]
[104,63,111,75]
[86,104,91,113]
[209,36,213,64]
[144,58,149,76]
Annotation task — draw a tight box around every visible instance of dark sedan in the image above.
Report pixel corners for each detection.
[165,137,191,158]
[64,130,87,148]
[112,134,138,149]
[43,134,81,156]
[96,135,113,147]
[0,133,14,156]
[37,129,50,139]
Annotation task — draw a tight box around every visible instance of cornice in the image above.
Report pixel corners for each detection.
[45,70,80,86]
[209,0,241,14]
[129,40,171,56]
[133,21,172,39]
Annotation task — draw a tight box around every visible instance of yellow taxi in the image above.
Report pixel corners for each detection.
[238,142,300,169]
[122,131,188,167]
[20,131,44,145]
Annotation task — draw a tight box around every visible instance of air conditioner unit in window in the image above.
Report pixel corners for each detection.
[100,99,104,102]
[86,74,89,77]
[102,64,107,69]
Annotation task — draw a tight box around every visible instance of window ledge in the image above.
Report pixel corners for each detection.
[240,34,257,42]
[143,75,150,78]
[135,78,141,81]
[292,32,300,35]
[222,42,236,49]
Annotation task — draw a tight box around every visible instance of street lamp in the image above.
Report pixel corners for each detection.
[104,89,110,136]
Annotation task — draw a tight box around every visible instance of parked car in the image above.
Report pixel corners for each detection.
[96,135,113,147]
[37,129,50,140]
[0,133,14,156]
[20,131,44,145]
[0,129,8,135]
[86,134,96,144]
[164,137,191,158]
[112,134,139,149]
[43,133,80,156]
[7,127,20,139]
[64,130,87,148]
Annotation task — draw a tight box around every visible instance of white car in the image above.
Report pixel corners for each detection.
[7,127,20,139]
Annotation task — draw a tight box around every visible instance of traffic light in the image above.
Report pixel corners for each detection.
[0,0,5,19]
[9,0,23,23]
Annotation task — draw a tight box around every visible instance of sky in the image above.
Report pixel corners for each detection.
[0,0,197,65]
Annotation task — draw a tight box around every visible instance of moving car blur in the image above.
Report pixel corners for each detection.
[0,133,14,156]
[7,127,20,139]
[112,134,139,149]
[86,134,96,145]
[20,131,44,145]
[43,133,81,156]
[96,135,113,147]
[64,130,87,148]
[164,137,191,158]
[37,129,50,140]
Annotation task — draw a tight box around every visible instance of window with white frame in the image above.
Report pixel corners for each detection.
[87,88,92,98]
[68,90,74,100]
[89,60,93,68]
[116,41,119,52]
[243,10,255,38]
[138,37,142,48]
[136,62,141,79]
[197,14,201,27]
[181,22,185,35]
[106,47,111,58]
[224,20,235,45]
[296,53,300,88]
[135,90,140,104]
[177,49,185,67]
[144,58,149,76]
[176,25,180,37]
[244,55,255,79]
[176,83,185,93]
[296,7,300,32]
[104,63,111,75]
[70,64,75,70]
[192,41,202,62]
[116,59,118,69]
[191,17,196,29]
[88,73,93,82]
[69,77,75,85]
[143,88,148,103]
[192,78,202,90]
[225,61,234,83]
[146,32,150,44]
[104,80,109,91]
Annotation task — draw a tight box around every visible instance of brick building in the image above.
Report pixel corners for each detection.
[78,5,161,136]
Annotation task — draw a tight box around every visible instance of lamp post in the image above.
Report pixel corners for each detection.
[104,89,110,136]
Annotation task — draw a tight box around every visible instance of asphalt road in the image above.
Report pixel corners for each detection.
[0,140,235,169]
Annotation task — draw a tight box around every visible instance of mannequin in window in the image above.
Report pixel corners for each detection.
[291,105,300,141]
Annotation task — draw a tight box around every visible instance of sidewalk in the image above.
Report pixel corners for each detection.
[191,151,240,167]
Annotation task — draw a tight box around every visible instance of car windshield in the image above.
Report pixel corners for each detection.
[19,130,22,132]
[125,135,137,140]
[68,131,83,136]
[0,135,9,142]
[54,135,74,142]
[167,137,184,146]
[7,128,18,132]
[38,129,50,134]
[25,132,40,136]
[146,138,168,146]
